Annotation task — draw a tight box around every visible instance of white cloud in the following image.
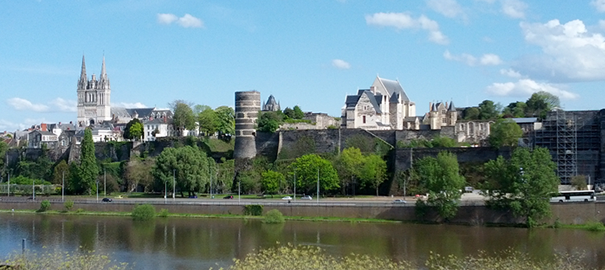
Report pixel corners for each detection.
[444,50,502,66]
[0,119,23,132]
[178,14,204,28]
[515,19,605,82]
[157,13,204,28]
[7,98,49,112]
[486,79,578,99]
[7,97,77,113]
[365,12,448,44]
[501,0,527,19]
[157,13,178,24]
[49,98,77,112]
[112,102,148,108]
[592,0,605,12]
[427,0,465,18]
[331,59,351,69]
[500,68,522,78]
[480,54,503,65]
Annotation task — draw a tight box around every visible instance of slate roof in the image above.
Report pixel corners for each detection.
[512,117,538,124]
[377,77,409,102]
[344,89,382,113]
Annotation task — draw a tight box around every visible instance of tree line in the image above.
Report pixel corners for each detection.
[461,91,560,121]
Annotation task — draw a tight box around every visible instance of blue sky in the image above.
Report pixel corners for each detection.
[2,0,605,131]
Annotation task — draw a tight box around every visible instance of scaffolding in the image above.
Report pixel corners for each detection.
[534,110,577,184]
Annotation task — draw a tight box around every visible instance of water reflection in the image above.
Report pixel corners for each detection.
[1,213,604,269]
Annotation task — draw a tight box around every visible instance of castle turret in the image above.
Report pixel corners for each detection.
[234,91,261,159]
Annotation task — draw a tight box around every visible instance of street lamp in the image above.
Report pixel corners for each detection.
[61,171,65,202]
[173,169,176,200]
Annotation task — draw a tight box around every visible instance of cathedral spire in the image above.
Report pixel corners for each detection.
[100,56,107,79]
[80,55,87,82]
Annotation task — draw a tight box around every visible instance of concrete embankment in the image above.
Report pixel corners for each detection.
[1,198,603,225]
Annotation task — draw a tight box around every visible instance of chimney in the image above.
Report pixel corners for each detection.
[370,86,375,94]
[41,123,47,131]
[429,102,432,111]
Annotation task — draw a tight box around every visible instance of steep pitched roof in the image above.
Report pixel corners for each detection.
[376,77,410,102]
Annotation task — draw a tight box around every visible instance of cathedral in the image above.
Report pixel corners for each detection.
[77,56,111,126]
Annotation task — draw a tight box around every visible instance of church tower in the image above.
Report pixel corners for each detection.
[77,55,111,126]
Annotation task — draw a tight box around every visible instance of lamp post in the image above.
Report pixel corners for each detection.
[61,171,65,202]
[316,168,319,204]
[293,170,296,202]
[104,169,106,196]
[96,179,99,202]
[173,169,176,200]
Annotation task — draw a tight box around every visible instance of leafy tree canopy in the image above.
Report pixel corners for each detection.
[526,91,560,119]
[257,111,284,133]
[415,151,465,221]
[76,128,99,194]
[483,147,559,227]
[359,154,388,196]
[288,154,339,195]
[261,170,285,194]
[478,100,501,120]
[124,118,144,141]
[292,105,305,119]
[152,146,212,196]
[172,101,196,132]
[198,106,220,136]
[215,106,235,139]
[488,119,523,148]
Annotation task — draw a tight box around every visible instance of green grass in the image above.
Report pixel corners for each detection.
[204,137,235,152]
[552,221,605,231]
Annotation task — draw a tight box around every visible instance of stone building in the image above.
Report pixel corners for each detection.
[342,76,416,130]
[77,56,111,126]
[262,95,280,112]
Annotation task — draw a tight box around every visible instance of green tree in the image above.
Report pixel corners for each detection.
[283,107,294,119]
[570,175,588,190]
[77,128,99,194]
[463,107,480,120]
[360,154,388,196]
[124,118,144,141]
[415,151,465,221]
[124,158,155,192]
[198,106,220,136]
[503,102,526,118]
[172,101,196,135]
[429,136,457,148]
[526,91,560,119]
[257,111,284,133]
[52,160,70,185]
[334,147,365,195]
[478,100,500,120]
[293,105,305,119]
[288,154,339,195]
[0,140,7,179]
[483,147,559,227]
[261,170,285,194]
[215,106,235,140]
[488,119,523,148]
[152,146,210,197]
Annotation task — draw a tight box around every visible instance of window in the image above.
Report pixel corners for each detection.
[363,116,366,124]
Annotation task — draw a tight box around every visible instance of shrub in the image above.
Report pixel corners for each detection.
[4,249,129,270]
[64,200,74,211]
[76,208,84,213]
[263,209,285,224]
[37,200,51,212]
[584,221,605,232]
[158,208,169,218]
[131,204,156,221]
[243,205,263,216]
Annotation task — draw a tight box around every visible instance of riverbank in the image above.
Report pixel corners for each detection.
[1,197,604,227]
[0,208,403,224]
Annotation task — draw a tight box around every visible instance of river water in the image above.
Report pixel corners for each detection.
[1,213,604,269]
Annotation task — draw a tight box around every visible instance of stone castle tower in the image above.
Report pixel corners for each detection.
[234,91,261,160]
[77,55,111,126]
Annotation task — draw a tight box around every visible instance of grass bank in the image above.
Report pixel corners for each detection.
[0,209,400,224]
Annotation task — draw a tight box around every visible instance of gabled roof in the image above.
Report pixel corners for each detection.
[375,77,410,102]
[448,101,456,112]
[344,90,382,113]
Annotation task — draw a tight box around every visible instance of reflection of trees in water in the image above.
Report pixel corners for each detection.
[3,214,605,269]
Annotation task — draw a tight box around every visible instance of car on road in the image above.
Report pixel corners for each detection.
[392,199,406,204]
[282,196,292,200]
[102,198,112,202]
[301,195,312,200]
[223,195,233,199]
